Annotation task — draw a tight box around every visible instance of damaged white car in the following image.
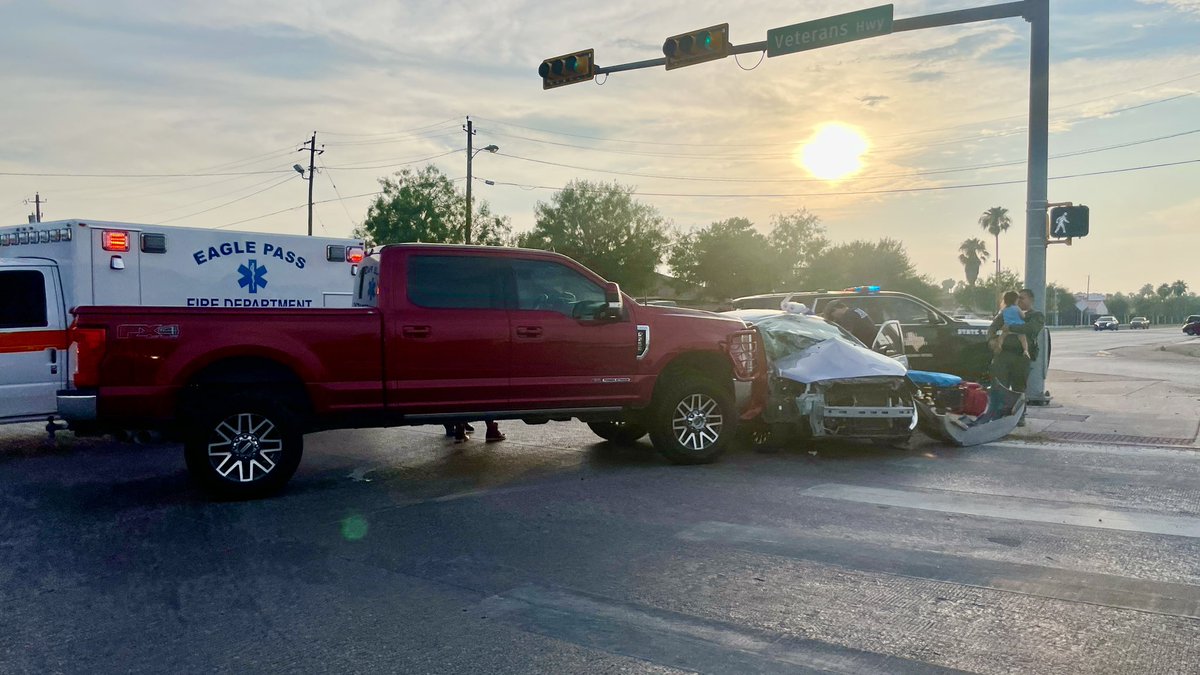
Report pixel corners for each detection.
[726,309,918,444]
[726,307,1025,448]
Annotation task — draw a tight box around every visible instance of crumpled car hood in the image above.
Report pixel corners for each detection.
[774,337,907,384]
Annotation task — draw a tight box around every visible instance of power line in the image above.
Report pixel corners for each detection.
[323,148,461,171]
[316,118,460,138]
[318,158,359,230]
[489,126,1200,184]
[479,157,1200,199]
[470,74,1200,149]
[133,172,290,221]
[0,168,291,178]
[159,174,298,224]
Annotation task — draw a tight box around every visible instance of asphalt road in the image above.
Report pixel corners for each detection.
[4,385,1200,673]
[1048,326,1198,384]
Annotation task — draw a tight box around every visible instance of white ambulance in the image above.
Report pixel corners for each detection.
[0,219,364,427]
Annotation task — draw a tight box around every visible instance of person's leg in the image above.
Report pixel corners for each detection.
[443,423,456,437]
[485,419,505,442]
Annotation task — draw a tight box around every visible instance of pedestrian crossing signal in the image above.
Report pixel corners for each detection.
[1049,205,1089,238]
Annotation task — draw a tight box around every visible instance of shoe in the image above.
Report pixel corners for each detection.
[444,424,456,438]
[464,423,476,433]
[485,432,506,443]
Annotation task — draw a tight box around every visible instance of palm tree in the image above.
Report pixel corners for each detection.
[1171,280,1188,297]
[1157,283,1172,300]
[978,206,1011,278]
[957,238,990,286]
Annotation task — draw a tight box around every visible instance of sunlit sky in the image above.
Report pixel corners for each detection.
[2,0,1198,295]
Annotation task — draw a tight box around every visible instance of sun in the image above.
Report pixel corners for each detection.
[794,123,870,180]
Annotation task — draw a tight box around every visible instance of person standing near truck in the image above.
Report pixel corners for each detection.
[981,288,1045,426]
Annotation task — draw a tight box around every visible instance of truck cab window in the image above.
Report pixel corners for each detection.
[407,255,504,309]
[0,270,48,329]
[511,260,606,319]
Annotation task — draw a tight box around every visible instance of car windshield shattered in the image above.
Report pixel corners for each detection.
[753,312,860,360]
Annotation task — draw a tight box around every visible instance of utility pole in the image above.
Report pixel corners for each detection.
[24,193,44,223]
[464,117,475,245]
[298,132,323,236]
[1023,0,1051,403]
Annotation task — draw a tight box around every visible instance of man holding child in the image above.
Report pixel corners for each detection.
[983,288,1045,426]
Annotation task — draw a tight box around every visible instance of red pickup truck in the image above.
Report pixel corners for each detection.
[59,244,762,497]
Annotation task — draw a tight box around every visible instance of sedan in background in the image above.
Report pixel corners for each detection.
[1129,317,1150,329]
[1184,315,1200,336]
[1093,315,1120,331]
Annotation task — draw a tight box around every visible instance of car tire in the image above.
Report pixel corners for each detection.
[648,373,736,465]
[587,420,648,445]
[183,393,304,499]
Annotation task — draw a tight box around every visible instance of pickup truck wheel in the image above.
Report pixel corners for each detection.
[649,376,735,465]
[184,396,303,499]
[587,421,648,445]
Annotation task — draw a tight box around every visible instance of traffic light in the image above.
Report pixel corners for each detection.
[1048,205,1090,238]
[539,49,595,90]
[663,24,729,70]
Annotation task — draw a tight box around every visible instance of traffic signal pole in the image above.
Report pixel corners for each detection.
[1023,0,1051,405]
[547,0,1053,403]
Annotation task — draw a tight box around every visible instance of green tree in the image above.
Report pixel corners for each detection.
[1171,279,1189,297]
[1157,283,1172,300]
[1137,283,1155,298]
[957,238,989,286]
[953,269,1024,316]
[1046,282,1080,326]
[356,164,510,246]
[1106,293,1131,322]
[977,206,1011,279]
[669,218,777,300]
[766,209,828,289]
[518,180,669,294]
[804,238,942,304]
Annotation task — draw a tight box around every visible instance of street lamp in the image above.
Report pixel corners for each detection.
[465,143,498,245]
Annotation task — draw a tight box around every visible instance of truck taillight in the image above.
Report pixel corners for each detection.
[69,326,107,388]
[346,246,364,264]
[727,330,760,380]
[101,230,130,252]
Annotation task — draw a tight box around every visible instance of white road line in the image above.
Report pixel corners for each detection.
[804,483,1200,538]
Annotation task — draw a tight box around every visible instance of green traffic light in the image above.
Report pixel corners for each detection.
[700,31,712,49]
[565,55,578,73]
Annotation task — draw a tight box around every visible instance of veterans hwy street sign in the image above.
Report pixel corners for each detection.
[767,5,894,58]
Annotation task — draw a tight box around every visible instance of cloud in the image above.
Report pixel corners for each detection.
[1137,0,1200,14]
[858,95,889,108]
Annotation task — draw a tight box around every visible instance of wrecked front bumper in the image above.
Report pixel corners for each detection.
[762,376,918,440]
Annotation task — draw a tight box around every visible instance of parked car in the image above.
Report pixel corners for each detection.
[1184,315,1200,336]
[1093,315,1119,331]
[1129,317,1150,329]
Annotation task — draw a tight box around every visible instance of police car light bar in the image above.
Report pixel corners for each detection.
[844,285,881,294]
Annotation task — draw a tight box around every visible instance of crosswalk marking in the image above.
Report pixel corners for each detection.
[804,483,1200,538]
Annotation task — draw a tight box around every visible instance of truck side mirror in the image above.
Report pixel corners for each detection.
[599,282,623,321]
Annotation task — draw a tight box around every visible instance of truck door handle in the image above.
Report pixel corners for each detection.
[402,325,432,338]
[515,326,544,338]
[47,348,58,375]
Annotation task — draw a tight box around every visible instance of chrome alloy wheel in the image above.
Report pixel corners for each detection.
[207,413,283,483]
[671,393,724,451]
